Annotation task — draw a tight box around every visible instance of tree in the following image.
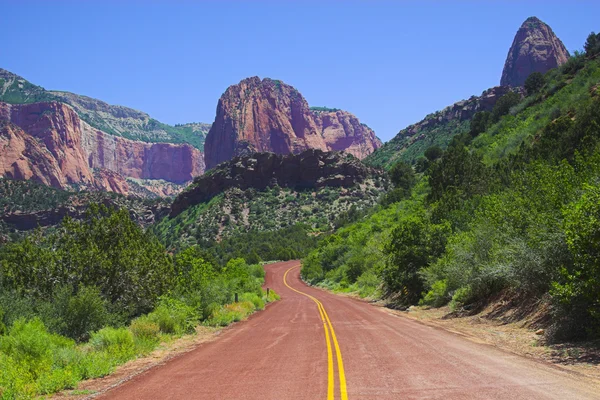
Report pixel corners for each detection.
[427,144,488,203]
[388,161,416,191]
[524,72,545,96]
[424,145,443,162]
[553,184,600,338]
[492,92,521,122]
[584,32,600,57]
[469,111,491,137]
[381,161,416,206]
[382,215,450,305]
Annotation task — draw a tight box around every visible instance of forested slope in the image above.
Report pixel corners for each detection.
[303,34,600,341]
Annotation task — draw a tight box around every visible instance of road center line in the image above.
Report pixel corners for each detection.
[283,266,348,400]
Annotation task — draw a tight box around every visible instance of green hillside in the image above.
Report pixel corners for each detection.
[303,40,600,341]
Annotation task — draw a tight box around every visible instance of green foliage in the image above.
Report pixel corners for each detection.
[40,286,111,342]
[383,215,450,305]
[491,91,521,122]
[469,111,491,137]
[309,106,340,112]
[584,31,600,58]
[552,184,600,338]
[524,72,545,96]
[424,145,443,161]
[380,161,416,206]
[0,205,174,321]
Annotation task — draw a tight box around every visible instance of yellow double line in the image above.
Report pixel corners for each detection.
[284,266,348,400]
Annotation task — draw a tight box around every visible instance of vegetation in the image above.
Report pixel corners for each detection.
[310,106,340,113]
[365,118,471,169]
[0,206,278,398]
[0,178,169,242]
[154,182,385,251]
[303,40,600,342]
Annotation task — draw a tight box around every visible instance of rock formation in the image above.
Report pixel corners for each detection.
[170,149,382,217]
[204,77,381,169]
[501,16,569,87]
[0,101,205,195]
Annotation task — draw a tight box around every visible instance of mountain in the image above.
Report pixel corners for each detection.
[203,77,382,169]
[500,17,570,87]
[157,149,386,248]
[0,101,204,196]
[0,68,209,149]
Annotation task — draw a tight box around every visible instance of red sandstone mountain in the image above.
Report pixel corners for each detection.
[204,77,382,169]
[0,101,204,196]
[501,16,569,87]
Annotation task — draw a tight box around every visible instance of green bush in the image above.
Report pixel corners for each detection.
[89,327,135,362]
[146,298,197,335]
[41,285,111,342]
[240,293,265,310]
[420,280,448,307]
[129,316,160,342]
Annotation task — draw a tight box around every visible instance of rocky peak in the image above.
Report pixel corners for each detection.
[501,16,569,87]
[203,77,381,169]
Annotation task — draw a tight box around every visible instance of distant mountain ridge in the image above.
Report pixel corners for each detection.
[0,101,204,197]
[0,68,209,149]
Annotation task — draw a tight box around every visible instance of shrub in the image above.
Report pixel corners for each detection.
[449,287,473,311]
[89,327,135,362]
[524,72,545,96]
[0,318,71,379]
[420,280,449,307]
[129,316,160,342]
[146,298,197,335]
[241,293,265,310]
[40,285,111,342]
[0,352,36,399]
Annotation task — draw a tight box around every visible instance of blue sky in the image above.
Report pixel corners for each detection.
[2,1,598,142]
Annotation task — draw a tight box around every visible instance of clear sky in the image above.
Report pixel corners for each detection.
[2,1,598,142]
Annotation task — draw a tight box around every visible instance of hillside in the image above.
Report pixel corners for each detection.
[0,68,209,149]
[0,177,169,242]
[155,149,387,249]
[302,38,600,342]
[365,86,516,168]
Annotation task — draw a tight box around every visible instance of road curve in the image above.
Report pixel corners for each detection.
[99,260,599,399]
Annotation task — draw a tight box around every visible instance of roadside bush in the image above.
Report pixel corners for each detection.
[89,327,135,363]
[146,298,197,335]
[40,285,111,342]
[241,293,265,310]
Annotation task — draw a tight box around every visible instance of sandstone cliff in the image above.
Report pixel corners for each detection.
[204,77,381,169]
[0,68,209,149]
[501,17,569,87]
[171,149,382,217]
[0,101,205,196]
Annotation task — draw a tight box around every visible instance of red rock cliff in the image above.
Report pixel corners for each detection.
[0,102,205,195]
[204,77,381,169]
[501,17,569,87]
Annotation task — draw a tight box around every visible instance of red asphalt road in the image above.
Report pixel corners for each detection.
[99,260,599,399]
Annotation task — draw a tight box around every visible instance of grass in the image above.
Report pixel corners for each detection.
[0,289,280,399]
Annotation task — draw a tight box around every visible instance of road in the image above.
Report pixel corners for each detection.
[99,260,599,399]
